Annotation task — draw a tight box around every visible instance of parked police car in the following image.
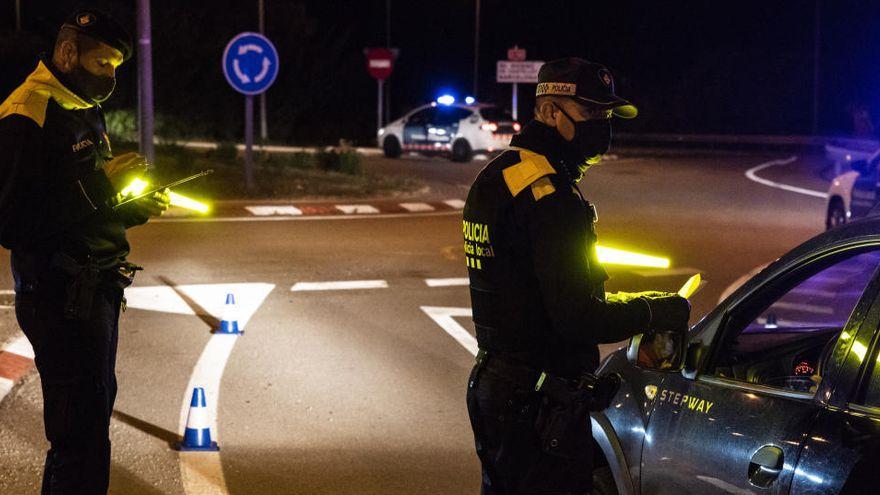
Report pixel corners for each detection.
[826,150,880,230]
[591,218,880,494]
[378,96,519,162]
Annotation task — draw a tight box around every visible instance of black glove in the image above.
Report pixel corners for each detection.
[643,295,691,333]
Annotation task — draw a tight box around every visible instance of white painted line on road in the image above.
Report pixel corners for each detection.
[421,306,477,356]
[124,283,275,495]
[5,335,34,360]
[400,202,436,212]
[0,290,13,309]
[0,377,13,401]
[291,280,388,291]
[770,301,835,315]
[151,210,462,223]
[789,288,836,298]
[335,204,380,214]
[632,267,702,278]
[425,278,470,287]
[744,156,829,199]
[244,205,303,216]
[444,199,466,209]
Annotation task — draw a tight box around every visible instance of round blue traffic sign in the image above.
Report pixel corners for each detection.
[222,32,279,95]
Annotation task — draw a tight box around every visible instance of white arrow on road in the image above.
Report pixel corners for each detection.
[420,306,476,356]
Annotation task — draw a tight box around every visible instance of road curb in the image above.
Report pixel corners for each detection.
[0,334,35,406]
[160,198,466,220]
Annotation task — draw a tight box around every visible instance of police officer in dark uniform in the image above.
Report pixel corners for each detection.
[0,9,169,494]
[463,58,691,494]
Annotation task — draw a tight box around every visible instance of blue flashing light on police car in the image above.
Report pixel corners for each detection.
[436,94,456,106]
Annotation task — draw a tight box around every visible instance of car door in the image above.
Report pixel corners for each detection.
[790,289,880,494]
[850,158,880,219]
[639,246,880,494]
[402,107,436,147]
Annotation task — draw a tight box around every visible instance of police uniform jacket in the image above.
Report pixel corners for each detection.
[0,60,147,285]
[463,121,651,377]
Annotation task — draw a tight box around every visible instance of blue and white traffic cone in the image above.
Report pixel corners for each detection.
[177,387,219,451]
[215,292,241,334]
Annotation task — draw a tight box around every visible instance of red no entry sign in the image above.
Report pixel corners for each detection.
[366,48,394,81]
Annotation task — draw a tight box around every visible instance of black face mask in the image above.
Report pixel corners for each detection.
[68,64,116,103]
[555,104,612,180]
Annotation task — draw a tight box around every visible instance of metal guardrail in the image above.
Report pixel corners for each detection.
[616,132,879,150]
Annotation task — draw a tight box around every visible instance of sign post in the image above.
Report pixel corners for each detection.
[497,51,542,123]
[506,46,526,121]
[222,32,279,192]
[365,48,395,138]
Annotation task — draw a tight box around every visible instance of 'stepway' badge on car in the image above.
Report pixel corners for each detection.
[655,389,715,414]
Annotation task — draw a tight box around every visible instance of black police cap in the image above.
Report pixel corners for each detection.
[536,58,637,119]
[62,9,133,61]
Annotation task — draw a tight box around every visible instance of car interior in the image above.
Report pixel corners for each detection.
[712,250,880,393]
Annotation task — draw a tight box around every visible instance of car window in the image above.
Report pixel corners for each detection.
[407,108,436,125]
[712,250,880,394]
[433,107,472,125]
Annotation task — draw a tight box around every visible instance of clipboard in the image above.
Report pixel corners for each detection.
[113,169,213,210]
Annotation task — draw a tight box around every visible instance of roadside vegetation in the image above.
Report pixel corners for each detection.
[111,141,423,200]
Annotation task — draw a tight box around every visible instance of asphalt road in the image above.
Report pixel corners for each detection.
[0,149,830,494]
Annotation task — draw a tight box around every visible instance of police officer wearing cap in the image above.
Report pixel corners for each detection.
[463,58,691,494]
[0,9,169,493]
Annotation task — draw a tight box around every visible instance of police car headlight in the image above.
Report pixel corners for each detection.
[378,128,385,136]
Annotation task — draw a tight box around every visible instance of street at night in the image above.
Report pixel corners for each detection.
[0,150,830,493]
[4,1,880,493]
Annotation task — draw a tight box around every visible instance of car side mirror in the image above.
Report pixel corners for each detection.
[627,332,686,371]
[682,341,702,379]
[851,159,870,174]
[401,118,408,125]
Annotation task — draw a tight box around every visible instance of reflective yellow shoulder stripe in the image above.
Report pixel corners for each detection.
[0,61,92,128]
[502,149,557,197]
[530,176,556,201]
[0,86,50,128]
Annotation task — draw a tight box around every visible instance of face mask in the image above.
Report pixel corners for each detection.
[69,64,116,103]
[556,104,612,180]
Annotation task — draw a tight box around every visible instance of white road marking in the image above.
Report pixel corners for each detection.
[421,306,477,356]
[0,289,13,309]
[632,267,702,277]
[770,301,835,315]
[125,283,275,495]
[443,199,466,209]
[789,288,836,298]
[744,156,829,199]
[291,280,388,291]
[151,210,462,223]
[399,202,436,212]
[244,205,303,216]
[335,204,380,214]
[0,377,13,402]
[425,278,470,287]
[4,335,34,360]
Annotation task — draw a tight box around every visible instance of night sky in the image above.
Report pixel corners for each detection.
[2,1,879,142]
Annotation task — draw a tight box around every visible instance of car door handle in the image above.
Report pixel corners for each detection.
[748,445,784,488]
